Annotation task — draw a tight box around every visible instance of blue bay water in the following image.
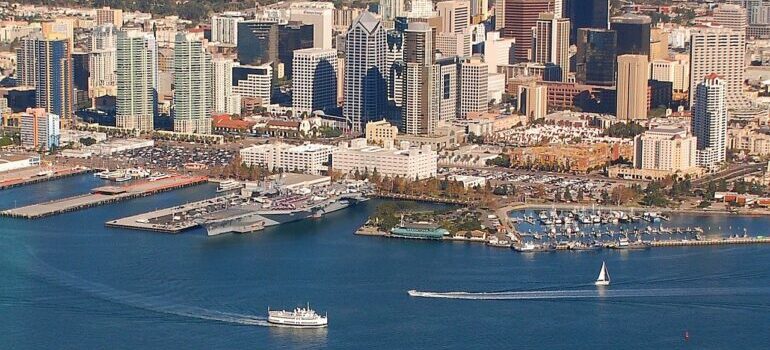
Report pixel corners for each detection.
[1,175,769,349]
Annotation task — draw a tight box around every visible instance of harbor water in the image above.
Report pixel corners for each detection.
[1,174,770,349]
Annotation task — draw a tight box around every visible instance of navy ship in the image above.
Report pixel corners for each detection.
[201,193,366,236]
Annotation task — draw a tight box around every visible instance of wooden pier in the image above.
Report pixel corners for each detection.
[1,175,207,219]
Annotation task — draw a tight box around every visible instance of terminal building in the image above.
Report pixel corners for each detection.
[332,138,438,180]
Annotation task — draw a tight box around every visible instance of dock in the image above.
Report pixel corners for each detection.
[105,194,238,233]
[650,237,770,247]
[1,175,207,219]
[0,167,93,190]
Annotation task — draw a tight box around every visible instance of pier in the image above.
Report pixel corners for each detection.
[650,237,770,247]
[1,175,207,219]
[0,167,93,190]
[105,195,238,233]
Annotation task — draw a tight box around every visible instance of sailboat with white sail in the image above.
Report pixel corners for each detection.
[595,261,610,286]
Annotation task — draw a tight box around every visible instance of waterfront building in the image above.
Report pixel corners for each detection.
[333,138,438,180]
[211,12,244,46]
[532,13,570,81]
[173,33,213,134]
[212,56,240,115]
[692,74,727,167]
[96,7,123,28]
[240,143,336,175]
[232,64,273,105]
[35,37,74,127]
[575,28,616,86]
[689,28,747,109]
[344,12,387,133]
[436,1,471,34]
[616,54,649,121]
[292,48,338,115]
[610,14,651,57]
[500,0,553,61]
[460,56,488,118]
[633,125,697,173]
[116,30,157,131]
[20,107,60,150]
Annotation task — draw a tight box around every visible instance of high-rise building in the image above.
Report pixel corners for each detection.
[689,28,747,109]
[380,0,406,21]
[232,64,273,104]
[292,48,338,115]
[211,12,244,46]
[610,14,651,56]
[408,0,437,18]
[116,30,157,131]
[437,1,471,34]
[714,4,749,32]
[575,28,616,86]
[532,12,570,81]
[650,57,690,92]
[344,12,387,133]
[289,2,334,50]
[470,0,489,19]
[565,0,609,42]
[96,7,123,29]
[436,31,472,57]
[88,49,116,91]
[35,38,74,126]
[90,24,117,51]
[501,0,553,61]
[460,56,488,118]
[517,83,547,120]
[482,31,514,74]
[20,107,60,150]
[212,56,240,115]
[403,22,439,134]
[649,28,669,60]
[616,54,648,121]
[278,23,315,79]
[237,20,278,66]
[692,74,728,167]
[173,33,212,134]
[16,35,40,87]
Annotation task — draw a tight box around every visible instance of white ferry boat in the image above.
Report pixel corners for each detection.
[216,179,242,193]
[267,305,328,328]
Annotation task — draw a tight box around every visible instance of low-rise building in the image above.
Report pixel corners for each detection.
[507,143,630,173]
[240,142,336,175]
[0,154,40,173]
[365,119,399,145]
[609,125,702,180]
[20,108,60,151]
[728,126,770,156]
[333,138,438,180]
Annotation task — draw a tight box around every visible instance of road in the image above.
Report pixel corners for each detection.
[693,163,766,186]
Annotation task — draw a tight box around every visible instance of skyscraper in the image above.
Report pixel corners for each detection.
[483,31,514,74]
[517,83,547,120]
[689,28,747,109]
[237,20,278,66]
[232,64,273,103]
[460,56,489,118]
[565,0,609,42]
[616,54,648,121]
[532,12,570,81]
[35,37,74,126]
[403,22,439,134]
[344,12,387,133]
[501,0,553,61]
[610,14,651,57]
[714,4,749,32]
[292,48,338,115]
[96,7,123,29]
[116,30,157,131]
[212,56,240,115]
[173,33,212,134]
[289,2,334,50]
[692,74,727,167]
[211,12,244,46]
[575,28,616,86]
[20,107,60,150]
[16,34,40,87]
[380,0,406,21]
[436,1,471,34]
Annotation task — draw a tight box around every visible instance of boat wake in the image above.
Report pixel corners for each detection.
[407,287,770,300]
[3,242,271,327]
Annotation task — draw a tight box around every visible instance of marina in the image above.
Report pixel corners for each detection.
[1,175,207,219]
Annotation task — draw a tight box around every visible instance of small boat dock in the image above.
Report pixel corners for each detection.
[1,175,207,219]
